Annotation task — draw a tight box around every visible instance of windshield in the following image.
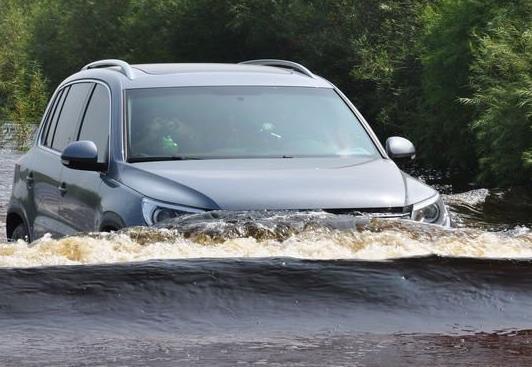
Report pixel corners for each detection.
[126,86,379,161]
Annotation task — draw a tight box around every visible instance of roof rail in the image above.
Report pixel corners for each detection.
[81,59,135,79]
[239,59,315,78]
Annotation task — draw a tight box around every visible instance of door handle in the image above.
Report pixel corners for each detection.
[58,182,67,196]
[26,171,34,188]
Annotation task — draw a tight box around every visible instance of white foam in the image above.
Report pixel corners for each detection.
[0,226,530,268]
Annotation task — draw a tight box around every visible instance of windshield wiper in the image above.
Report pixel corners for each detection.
[128,155,297,162]
[128,155,204,163]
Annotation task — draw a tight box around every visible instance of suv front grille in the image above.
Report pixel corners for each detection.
[324,207,412,219]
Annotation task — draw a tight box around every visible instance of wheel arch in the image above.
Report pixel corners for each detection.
[99,211,125,232]
[6,209,29,241]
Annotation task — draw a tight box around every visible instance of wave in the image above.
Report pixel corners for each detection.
[1,213,530,268]
[1,256,532,336]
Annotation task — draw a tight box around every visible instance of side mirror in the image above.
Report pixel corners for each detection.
[386,136,416,160]
[61,141,104,171]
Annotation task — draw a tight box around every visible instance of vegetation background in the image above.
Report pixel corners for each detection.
[0,0,530,187]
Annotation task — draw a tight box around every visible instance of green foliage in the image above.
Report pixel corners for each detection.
[0,0,31,119]
[0,0,529,186]
[0,0,48,148]
[463,9,532,185]
[416,0,500,175]
[29,0,131,87]
[349,0,429,137]
[8,62,48,124]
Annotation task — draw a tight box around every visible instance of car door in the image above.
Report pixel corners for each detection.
[59,83,111,234]
[27,87,69,239]
[31,82,93,238]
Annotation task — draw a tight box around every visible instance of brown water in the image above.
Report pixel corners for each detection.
[1,151,531,366]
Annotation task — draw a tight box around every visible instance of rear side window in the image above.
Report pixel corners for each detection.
[78,84,110,163]
[43,87,68,147]
[50,83,92,152]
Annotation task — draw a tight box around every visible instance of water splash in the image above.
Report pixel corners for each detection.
[1,215,530,268]
[445,187,532,229]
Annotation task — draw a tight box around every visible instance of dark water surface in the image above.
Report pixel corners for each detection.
[1,151,532,366]
[2,257,532,366]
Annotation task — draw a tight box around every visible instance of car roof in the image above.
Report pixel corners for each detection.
[64,60,334,89]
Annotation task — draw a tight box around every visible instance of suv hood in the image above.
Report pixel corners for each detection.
[120,157,436,211]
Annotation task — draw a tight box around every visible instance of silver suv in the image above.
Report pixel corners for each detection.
[6,59,450,241]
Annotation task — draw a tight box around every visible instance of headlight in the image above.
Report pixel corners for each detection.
[142,198,205,225]
[411,195,449,226]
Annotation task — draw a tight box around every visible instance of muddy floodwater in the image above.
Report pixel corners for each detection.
[0,150,531,366]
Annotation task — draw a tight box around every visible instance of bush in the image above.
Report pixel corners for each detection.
[0,0,48,150]
[416,0,502,176]
[463,22,532,185]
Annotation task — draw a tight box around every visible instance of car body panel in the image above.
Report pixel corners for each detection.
[126,157,434,210]
[23,148,65,239]
[116,162,221,210]
[59,168,103,234]
[98,176,145,228]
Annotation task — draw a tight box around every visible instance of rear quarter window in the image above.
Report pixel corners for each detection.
[43,87,68,147]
